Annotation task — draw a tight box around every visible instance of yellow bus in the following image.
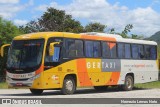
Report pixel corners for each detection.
[1,32,159,95]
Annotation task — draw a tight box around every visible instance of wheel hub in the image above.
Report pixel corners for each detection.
[126,78,132,89]
[66,80,73,91]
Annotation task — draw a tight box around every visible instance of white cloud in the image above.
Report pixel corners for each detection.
[35,0,160,37]
[25,0,34,7]
[0,4,22,18]
[0,0,19,4]
[35,4,48,11]
[150,0,160,7]
[35,2,59,11]
[28,0,34,6]
[0,0,34,19]
[128,7,160,36]
[14,19,28,25]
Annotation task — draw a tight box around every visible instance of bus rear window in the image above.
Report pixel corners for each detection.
[144,45,157,60]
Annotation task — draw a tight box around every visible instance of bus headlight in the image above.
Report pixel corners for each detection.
[34,73,41,79]
[28,73,41,81]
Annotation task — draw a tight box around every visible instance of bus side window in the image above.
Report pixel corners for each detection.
[85,41,93,57]
[132,44,139,59]
[102,42,110,58]
[75,40,84,57]
[66,39,76,57]
[93,41,101,57]
[144,45,151,59]
[118,43,125,58]
[124,44,131,59]
[52,47,60,62]
[45,38,63,63]
[110,42,117,58]
[66,39,84,57]
[150,46,157,60]
[138,45,144,59]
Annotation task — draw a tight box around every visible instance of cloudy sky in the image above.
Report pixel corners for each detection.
[0,0,160,37]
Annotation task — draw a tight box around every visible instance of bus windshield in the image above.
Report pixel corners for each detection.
[7,39,44,69]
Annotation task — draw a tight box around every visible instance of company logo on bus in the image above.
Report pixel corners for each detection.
[86,59,121,72]
[7,72,35,79]
[12,74,31,78]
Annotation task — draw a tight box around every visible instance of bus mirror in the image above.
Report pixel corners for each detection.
[49,42,60,56]
[0,44,10,57]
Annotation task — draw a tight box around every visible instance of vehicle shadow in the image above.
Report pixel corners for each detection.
[0,87,148,97]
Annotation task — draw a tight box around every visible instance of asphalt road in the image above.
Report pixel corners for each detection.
[0,88,160,107]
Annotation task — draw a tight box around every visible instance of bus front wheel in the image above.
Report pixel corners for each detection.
[30,89,43,95]
[122,75,134,91]
[61,76,76,95]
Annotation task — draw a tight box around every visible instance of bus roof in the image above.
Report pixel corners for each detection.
[14,32,157,45]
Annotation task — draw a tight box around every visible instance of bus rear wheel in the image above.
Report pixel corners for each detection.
[94,86,108,91]
[122,75,134,91]
[30,89,43,95]
[61,76,76,95]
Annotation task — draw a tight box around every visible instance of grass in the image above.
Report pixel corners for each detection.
[0,82,8,89]
[134,81,160,89]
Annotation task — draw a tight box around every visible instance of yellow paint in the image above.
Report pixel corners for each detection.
[10,32,120,89]
[5,32,159,90]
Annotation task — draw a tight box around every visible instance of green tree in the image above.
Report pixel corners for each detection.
[119,24,143,39]
[109,28,115,34]
[131,34,144,39]
[121,24,133,38]
[19,21,43,33]
[0,17,22,81]
[20,8,83,33]
[84,22,106,32]
[0,17,21,44]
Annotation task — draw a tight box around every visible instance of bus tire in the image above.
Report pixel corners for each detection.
[94,86,108,91]
[61,76,76,95]
[30,89,43,95]
[122,75,134,91]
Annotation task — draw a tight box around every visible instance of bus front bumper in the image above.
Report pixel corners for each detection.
[6,77,33,88]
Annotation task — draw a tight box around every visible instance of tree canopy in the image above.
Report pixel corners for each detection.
[119,24,143,39]
[20,8,84,33]
[84,22,106,32]
[0,17,22,44]
[20,8,108,34]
